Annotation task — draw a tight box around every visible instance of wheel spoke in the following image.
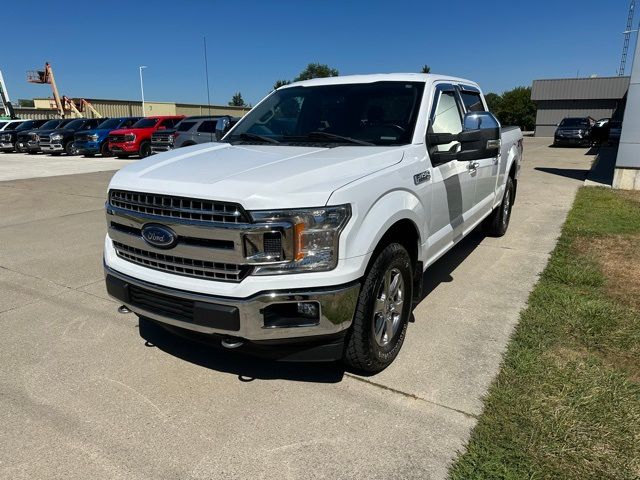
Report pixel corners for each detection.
[389,272,400,298]
[384,316,394,342]
[374,297,386,315]
[374,315,386,344]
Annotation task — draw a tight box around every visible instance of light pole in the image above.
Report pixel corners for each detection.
[139,66,147,116]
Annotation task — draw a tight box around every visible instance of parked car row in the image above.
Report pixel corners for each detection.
[553,116,622,147]
[0,115,238,158]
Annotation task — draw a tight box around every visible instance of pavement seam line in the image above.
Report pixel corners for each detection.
[344,372,479,419]
[0,182,108,199]
[0,264,112,305]
[0,208,106,229]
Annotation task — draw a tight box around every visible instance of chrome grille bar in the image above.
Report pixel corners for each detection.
[113,241,250,282]
[109,190,248,224]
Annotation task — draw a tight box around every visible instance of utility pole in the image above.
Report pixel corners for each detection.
[139,66,147,116]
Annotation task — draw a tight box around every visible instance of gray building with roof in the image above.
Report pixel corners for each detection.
[531,76,630,136]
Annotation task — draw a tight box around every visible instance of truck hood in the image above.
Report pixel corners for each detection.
[76,128,111,136]
[110,127,153,136]
[109,143,405,209]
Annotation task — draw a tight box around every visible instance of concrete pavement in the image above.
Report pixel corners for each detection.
[0,151,135,182]
[0,137,592,479]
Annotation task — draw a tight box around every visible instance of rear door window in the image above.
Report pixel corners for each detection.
[197,121,216,133]
[459,91,486,112]
[177,121,196,132]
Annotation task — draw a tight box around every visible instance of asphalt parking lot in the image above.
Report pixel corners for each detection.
[0,138,594,479]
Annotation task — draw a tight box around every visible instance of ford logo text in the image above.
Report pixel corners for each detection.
[141,224,177,249]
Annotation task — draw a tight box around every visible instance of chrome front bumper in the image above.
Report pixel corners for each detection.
[105,265,360,341]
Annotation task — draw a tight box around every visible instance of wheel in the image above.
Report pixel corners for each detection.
[100,142,112,158]
[483,175,514,237]
[65,141,78,156]
[16,144,27,153]
[343,243,413,373]
[116,154,130,159]
[139,141,151,158]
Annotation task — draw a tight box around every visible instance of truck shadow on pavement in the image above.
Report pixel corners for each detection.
[138,319,346,383]
[534,167,588,181]
[137,228,488,382]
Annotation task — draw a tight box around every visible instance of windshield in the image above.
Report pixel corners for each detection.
[63,120,85,130]
[40,120,61,129]
[228,81,425,146]
[559,118,590,128]
[97,118,121,129]
[0,122,7,129]
[132,118,159,128]
[16,121,37,131]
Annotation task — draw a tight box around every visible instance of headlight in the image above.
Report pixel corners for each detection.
[124,133,136,142]
[51,134,63,141]
[249,205,351,274]
[89,134,99,141]
[0,134,9,141]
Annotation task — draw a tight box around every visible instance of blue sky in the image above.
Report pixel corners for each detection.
[2,0,635,106]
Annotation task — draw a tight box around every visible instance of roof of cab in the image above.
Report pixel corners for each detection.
[280,73,481,90]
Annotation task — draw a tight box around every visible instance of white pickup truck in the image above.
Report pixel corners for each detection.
[104,74,523,372]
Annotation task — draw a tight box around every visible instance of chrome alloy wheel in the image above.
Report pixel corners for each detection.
[373,267,404,347]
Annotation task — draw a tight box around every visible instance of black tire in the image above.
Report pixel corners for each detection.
[65,141,78,156]
[16,144,27,153]
[116,154,130,159]
[343,243,413,373]
[483,175,514,237]
[100,142,112,158]
[139,141,151,158]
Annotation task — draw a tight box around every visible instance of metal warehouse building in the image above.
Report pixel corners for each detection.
[531,76,630,136]
[14,98,249,120]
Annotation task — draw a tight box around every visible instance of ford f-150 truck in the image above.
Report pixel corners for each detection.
[108,115,184,158]
[104,74,523,373]
[74,117,141,157]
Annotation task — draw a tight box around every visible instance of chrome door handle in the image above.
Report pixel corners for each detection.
[467,161,479,173]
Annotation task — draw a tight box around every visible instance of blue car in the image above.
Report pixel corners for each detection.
[74,117,141,157]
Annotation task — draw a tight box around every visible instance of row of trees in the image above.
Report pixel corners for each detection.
[484,87,536,131]
[228,63,536,131]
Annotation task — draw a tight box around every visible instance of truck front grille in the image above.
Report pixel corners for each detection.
[109,134,126,143]
[109,190,248,224]
[113,241,251,282]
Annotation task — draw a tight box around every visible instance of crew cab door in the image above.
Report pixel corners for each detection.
[425,84,477,256]
[458,86,499,216]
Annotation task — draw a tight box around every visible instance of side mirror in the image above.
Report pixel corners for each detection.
[426,111,500,163]
[457,111,501,161]
[215,117,231,141]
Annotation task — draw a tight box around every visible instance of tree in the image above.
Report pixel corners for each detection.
[420,65,431,74]
[294,63,339,82]
[484,87,536,131]
[228,92,246,107]
[273,79,291,90]
[484,93,502,113]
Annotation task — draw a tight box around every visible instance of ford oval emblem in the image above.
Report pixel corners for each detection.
[141,224,177,249]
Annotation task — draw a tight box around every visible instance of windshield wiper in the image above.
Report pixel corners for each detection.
[304,131,375,146]
[238,132,280,144]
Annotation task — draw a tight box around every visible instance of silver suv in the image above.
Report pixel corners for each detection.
[151,116,222,153]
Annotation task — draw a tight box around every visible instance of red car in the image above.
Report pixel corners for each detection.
[108,115,184,158]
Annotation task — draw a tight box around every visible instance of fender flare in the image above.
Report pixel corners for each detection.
[344,189,426,262]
